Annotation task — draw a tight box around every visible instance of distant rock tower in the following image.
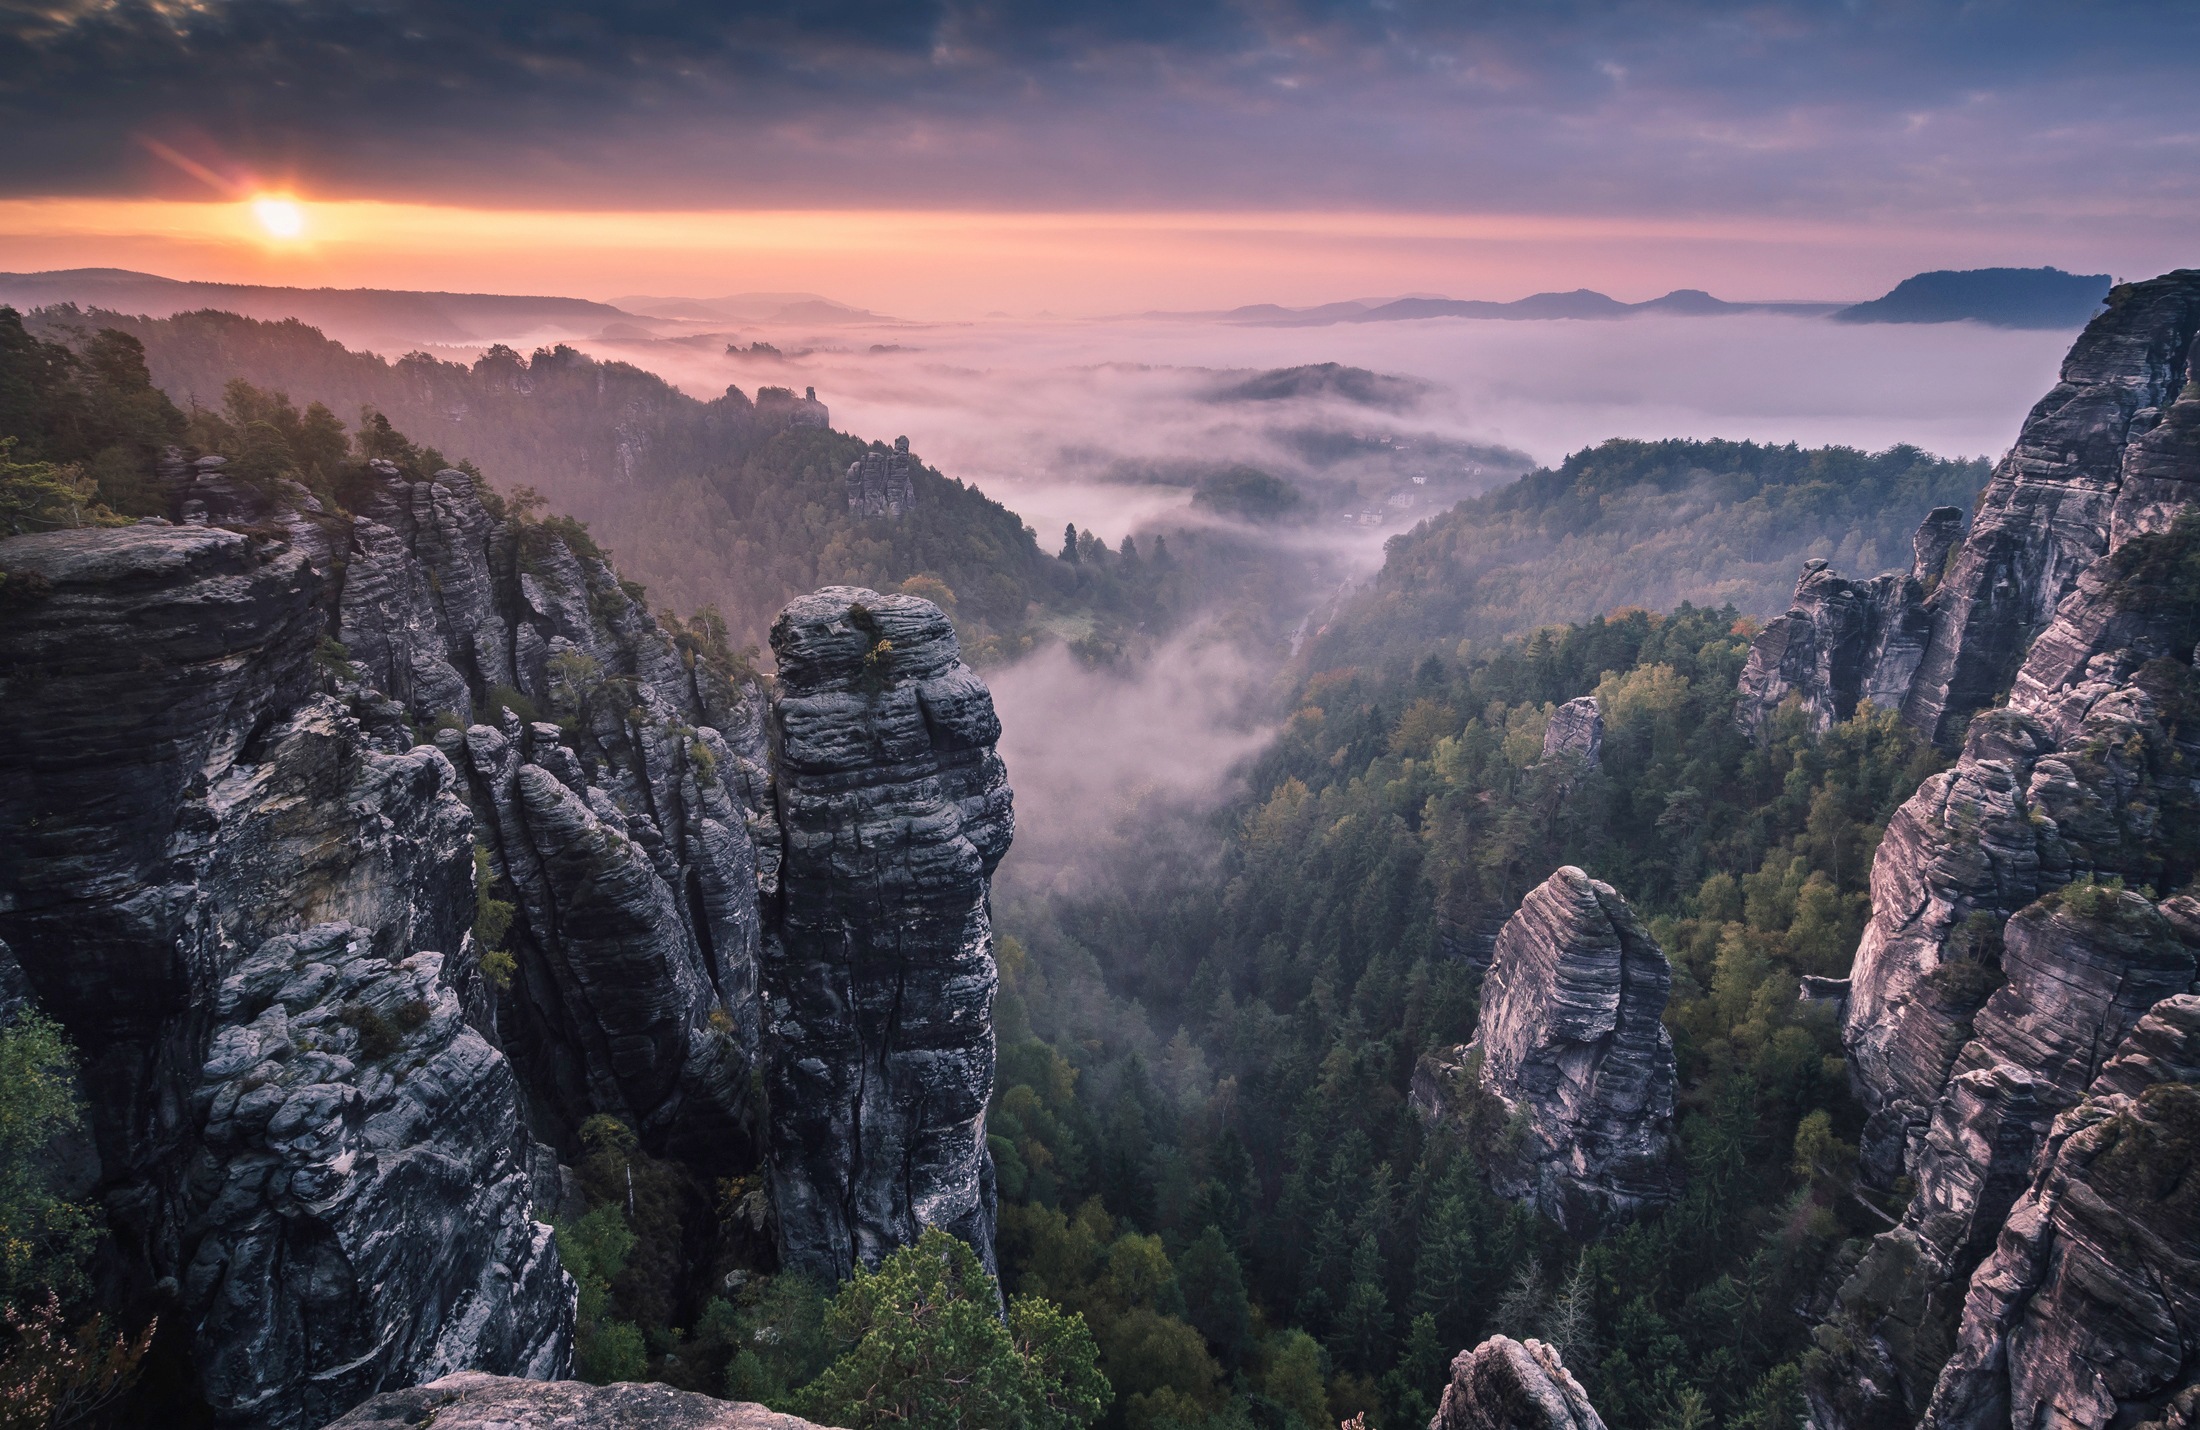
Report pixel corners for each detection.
[755,384,830,429]
[846,442,918,519]
[1415,867,1678,1232]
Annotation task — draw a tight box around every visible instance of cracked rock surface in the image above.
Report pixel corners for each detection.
[1421,867,1676,1233]
[762,587,1012,1283]
[0,466,1012,1423]
[324,1371,834,1429]
[1429,1337,1609,1430]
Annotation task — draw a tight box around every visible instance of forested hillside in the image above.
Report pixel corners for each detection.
[915,595,1942,1429]
[1310,438,1988,675]
[15,305,1304,664]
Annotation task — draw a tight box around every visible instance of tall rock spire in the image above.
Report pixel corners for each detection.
[761,586,1014,1280]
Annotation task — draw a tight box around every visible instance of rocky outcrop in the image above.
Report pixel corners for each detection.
[1921,998,2200,1430]
[1739,272,2200,749]
[1806,271,2200,1430]
[0,520,572,1429]
[0,460,1011,1421]
[1735,508,1962,737]
[1538,696,1602,768]
[325,1372,832,1429]
[1429,1337,1608,1430]
[192,918,569,1425]
[330,463,772,1160]
[755,384,831,431]
[846,437,918,518]
[763,587,1012,1281]
[1842,521,2200,1190]
[1811,890,2200,1428]
[1433,867,1676,1232]
[1904,273,2200,748]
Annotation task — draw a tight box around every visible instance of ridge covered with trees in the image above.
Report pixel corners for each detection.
[20,305,1304,665]
[1308,437,1988,676]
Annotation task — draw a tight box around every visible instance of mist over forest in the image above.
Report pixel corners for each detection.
[9,272,2187,1430]
[7,0,2199,1422]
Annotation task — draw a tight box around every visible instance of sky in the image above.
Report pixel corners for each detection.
[3,1,2196,315]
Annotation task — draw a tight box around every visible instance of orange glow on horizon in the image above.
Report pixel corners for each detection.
[0,195,2142,319]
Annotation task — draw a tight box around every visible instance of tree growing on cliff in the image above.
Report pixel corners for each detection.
[0,1013,96,1308]
[0,1012,157,1427]
[791,1228,1109,1430]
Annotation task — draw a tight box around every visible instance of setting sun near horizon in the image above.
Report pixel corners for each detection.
[250,195,306,240]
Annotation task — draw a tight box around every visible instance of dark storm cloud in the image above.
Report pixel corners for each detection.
[4,0,2199,214]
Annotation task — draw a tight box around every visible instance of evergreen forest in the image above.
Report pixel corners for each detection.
[0,304,1998,1429]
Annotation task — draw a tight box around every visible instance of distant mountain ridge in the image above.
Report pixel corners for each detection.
[613,292,889,324]
[0,268,644,349]
[1831,265,2112,329]
[1217,287,1841,325]
[1202,267,2114,328]
[0,271,896,354]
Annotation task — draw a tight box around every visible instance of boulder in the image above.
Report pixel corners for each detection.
[324,1371,832,1428]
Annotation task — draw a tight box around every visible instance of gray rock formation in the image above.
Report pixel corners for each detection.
[1429,1337,1609,1430]
[1811,890,2200,1429]
[0,520,571,1429]
[325,1372,832,1429]
[1735,271,2200,751]
[1441,867,1677,1232]
[756,385,831,431]
[1921,997,2200,1430]
[1805,270,2200,1430]
[1843,524,2200,1190]
[1539,696,1603,768]
[1735,506,1962,737]
[1904,272,2200,748]
[846,441,918,518]
[0,463,1010,1421]
[763,587,1012,1281]
[330,463,772,1160]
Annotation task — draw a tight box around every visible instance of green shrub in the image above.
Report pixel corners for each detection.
[338,1003,401,1061]
[791,1228,1109,1430]
[0,1014,98,1308]
[2055,875,2129,922]
[479,685,540,725]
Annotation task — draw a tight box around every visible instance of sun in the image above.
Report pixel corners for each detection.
[250,195,306,240]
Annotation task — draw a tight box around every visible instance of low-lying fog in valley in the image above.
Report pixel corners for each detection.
[438,307,2074,890]
[573,308,2066,544]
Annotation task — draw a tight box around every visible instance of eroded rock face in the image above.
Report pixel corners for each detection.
[1429,1337,1609,1430]
[1735,507,1962,737]
[0,468,795,1424]
[1842,555,2200,1189]
[1905,273,2200,748]
[1736,272,2200,750]
[1807,271,2200,1430]
[1813,891,2200,1428]
[1922,1005,2200,1430]
[0,520,572,1430]
[846,445,918,519]
[325,1371,832,1429]
[763,587,1012,1281]
[1539,696,1603,768]
[1452,867,1677,1232]
[329,464,773,1159]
